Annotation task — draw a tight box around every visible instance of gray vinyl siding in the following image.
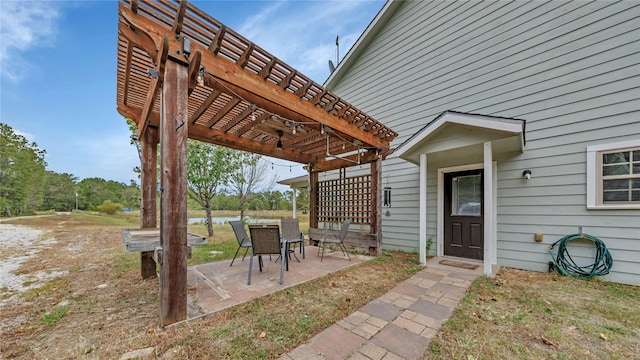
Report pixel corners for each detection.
[326,0,640,285]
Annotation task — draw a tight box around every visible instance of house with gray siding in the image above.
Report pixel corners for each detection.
[324,0,639,285]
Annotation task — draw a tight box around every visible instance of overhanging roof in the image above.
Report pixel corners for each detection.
[116,0,397,173]
[277,175,309,189]
[394,111,526,164]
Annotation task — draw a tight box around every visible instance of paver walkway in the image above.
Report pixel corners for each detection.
[280,257,483,360]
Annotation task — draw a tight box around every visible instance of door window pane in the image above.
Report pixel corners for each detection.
[452,174,481,216]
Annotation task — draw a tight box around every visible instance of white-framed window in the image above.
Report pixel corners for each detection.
[587,140,640,209]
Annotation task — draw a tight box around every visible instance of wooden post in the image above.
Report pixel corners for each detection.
[371,157,382,256]
[309,170,319,244]
[159,59,189,326]
[140,126,159,279]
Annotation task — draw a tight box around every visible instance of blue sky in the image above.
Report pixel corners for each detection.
[1,0,384,190]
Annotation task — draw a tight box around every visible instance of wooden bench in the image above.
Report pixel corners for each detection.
[308,227,379,256]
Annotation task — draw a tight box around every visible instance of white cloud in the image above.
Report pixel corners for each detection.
[12,128,36,143]
[236,0,379,83]
[0,1,60,82]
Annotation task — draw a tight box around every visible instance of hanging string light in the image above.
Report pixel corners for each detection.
[250,104,257,121]
[262,158,305,174]
[210,78,381,154]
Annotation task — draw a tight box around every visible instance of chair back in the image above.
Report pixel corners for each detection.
[230,221,250,246]
[338,219,351,241]
[248,225,281,255]
[281,218,301,240]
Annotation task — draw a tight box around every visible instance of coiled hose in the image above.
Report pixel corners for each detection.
[549,233,613,280]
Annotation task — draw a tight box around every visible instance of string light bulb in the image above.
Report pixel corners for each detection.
[250,104,257,121]
[342,142,346,150]
[292,125,296,134]
[320,126,325,134]
[197,67,205,86]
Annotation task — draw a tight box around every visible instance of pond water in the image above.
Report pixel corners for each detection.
[188,217,279,225]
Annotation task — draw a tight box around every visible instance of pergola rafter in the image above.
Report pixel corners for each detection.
[116,0,397,326]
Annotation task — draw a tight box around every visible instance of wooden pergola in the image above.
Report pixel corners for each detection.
[116,0,397,326]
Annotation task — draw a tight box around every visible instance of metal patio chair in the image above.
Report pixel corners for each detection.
[229,220,251,267]
[248,225,285,285]
[318,219,352,262]
[281,218,305,261]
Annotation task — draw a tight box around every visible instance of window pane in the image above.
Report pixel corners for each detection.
[604,179,629,190]
[603,164,629,176]
[596,147,640,205]
[603,190,629,202]
[452,174,481,216]
[603,152,629,164]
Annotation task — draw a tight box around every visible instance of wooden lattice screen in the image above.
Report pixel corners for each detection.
[317,174,371,226]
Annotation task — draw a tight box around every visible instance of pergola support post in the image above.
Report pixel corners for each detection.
[140,126,158,279]
[309,170,319,231]
[371,158,382,256]
[159,59,189,326]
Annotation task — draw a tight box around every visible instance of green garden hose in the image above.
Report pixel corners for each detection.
[549,233,613,280]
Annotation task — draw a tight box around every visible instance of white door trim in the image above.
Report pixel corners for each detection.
[436,160,497,275]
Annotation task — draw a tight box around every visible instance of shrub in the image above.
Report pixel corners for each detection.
[96,200,123,215]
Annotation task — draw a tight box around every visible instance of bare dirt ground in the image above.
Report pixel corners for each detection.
[0,214,422,359]
[1,214,160,359]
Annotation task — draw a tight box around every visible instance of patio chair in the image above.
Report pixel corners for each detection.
[229,221,251,267]
[280,218,305,261]
[318,219,352,262]
[248,225,285,285]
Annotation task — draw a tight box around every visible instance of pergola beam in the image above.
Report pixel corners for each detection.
[189,125,317,164]
[118,3,390,150]
[120,103,318,164]
[202,60,389,148]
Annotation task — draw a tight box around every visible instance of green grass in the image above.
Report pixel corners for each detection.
[425,270,640,360]
[35,305,69,327]
[187,212,310,265]
[114,251,139,275]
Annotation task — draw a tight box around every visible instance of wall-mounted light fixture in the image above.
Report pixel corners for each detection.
[276,130,283,149]
[523,169,532,180]
[383,186,392,207]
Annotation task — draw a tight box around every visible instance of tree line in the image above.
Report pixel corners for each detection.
[1,122,309,226]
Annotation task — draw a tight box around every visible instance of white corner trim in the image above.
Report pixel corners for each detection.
[419,153,427,265]
[483,142,494,277]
